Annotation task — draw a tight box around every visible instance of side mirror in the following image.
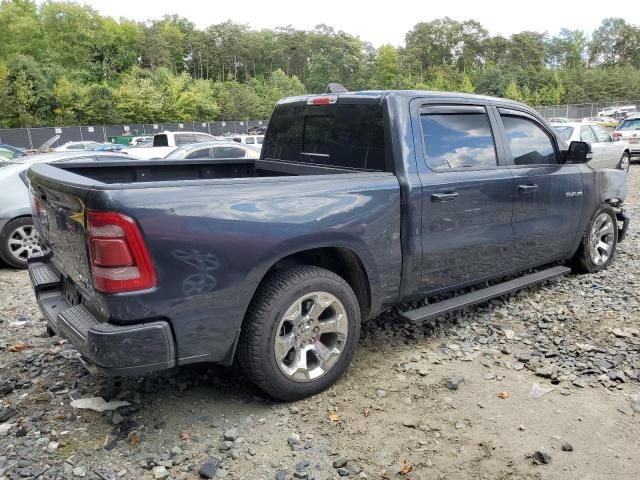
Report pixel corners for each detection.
[566,141,592,163]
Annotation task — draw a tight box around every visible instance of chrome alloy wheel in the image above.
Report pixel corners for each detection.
[274,291,349,382]
[620,153,630,173]
[7,224,41,263]
[589,213,615,266]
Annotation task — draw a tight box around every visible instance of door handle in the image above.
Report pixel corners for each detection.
[517,184,539,193]
[431,192,459,202]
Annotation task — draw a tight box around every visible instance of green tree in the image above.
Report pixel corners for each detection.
[0,0,43,60]
[1,54,51,127]
[369,45,403,89]
[504,79,524,101]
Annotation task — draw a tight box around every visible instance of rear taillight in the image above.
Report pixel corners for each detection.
[86,211,156,293]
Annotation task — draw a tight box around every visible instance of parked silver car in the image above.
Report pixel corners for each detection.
[163,141,260,160]
[612,114,640,160]
[552,122,630,172]
[0,151,132,268]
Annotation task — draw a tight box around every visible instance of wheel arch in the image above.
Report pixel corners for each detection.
[260,246,373,321]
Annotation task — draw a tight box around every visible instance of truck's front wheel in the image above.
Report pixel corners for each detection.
[238,266,360,401]
[571,204,618,273]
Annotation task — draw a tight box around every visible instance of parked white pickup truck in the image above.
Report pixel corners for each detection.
[122,131,220,159]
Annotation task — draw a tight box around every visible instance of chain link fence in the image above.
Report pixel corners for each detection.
[0,120,268,150]
[533,101,640,120]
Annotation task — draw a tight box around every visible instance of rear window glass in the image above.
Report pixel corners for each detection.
[263,103,386,171]
[154,134,168,147]
[618,119,640,130]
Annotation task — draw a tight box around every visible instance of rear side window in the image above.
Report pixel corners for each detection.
[213,146,246,158]
[591,125,611,142]
[420,110,497,169]
[263,103,386,171]
[175,134,195,146]
[195,134,213,142]
[154,134,168,147]
[501,115,557,165]
[185,147,211,159]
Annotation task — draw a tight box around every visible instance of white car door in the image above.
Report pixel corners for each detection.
[590,125,623,169]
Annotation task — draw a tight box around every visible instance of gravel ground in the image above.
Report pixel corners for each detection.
[1,168,640,480]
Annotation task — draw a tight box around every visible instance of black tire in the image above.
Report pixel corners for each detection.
[570,204,618,274]
[237,265,361,401]
[619,152,630,173]
[0,217,38,269]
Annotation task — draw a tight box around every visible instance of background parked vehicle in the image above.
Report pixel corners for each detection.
[164,141,260,160]
[228,134,264,146]
[0,144,27,159]
[122,131,221,159]
[598,105,638,120]
[582,116,618,128]
[552,122,630,172]
[0,151,133,269]
[93,143,127,152]
[53,141,102,152]
[548,117,570,123]
[612,113,640,160]
[128,136,154,147]
[247,125,267,135]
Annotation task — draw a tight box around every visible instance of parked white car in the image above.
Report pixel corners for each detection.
[164,141,260,160]
[552,122,630,172]
[598,105,637,118]
[612,114,640,160]
[122,131,221,159]
[53,141,102,152]
[228,134,264,146]
[128,136,153,147]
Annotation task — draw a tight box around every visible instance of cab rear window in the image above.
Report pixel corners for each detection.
[263,103,386,171]
[153,134,168,147]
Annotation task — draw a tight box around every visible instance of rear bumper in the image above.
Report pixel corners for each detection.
[28,257,176,376]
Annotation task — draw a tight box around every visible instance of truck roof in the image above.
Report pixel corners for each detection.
[278,90,529,109]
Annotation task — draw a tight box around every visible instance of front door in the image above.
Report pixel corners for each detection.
[418,104,515,293]
[497,108,583,265]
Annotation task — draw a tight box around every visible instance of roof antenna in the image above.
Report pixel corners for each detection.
[325,83,348,93]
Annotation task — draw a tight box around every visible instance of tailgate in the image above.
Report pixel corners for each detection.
[27,164,96,301]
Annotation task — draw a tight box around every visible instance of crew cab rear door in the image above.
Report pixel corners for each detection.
[494,107,583,265]
[415,103,515,293]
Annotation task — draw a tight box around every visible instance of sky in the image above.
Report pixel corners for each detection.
[56,0,640,47]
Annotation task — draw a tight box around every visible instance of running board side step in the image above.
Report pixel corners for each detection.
[401,265,571,323]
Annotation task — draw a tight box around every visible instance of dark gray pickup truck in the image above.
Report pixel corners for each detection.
[27,90,629,400]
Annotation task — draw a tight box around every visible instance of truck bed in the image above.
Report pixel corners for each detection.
[50,158,360,185]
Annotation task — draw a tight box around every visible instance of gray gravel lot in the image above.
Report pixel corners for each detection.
[1,167,639,480]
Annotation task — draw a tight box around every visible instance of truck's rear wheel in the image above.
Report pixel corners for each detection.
[571,204,617,274]
[238,266,360,401]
